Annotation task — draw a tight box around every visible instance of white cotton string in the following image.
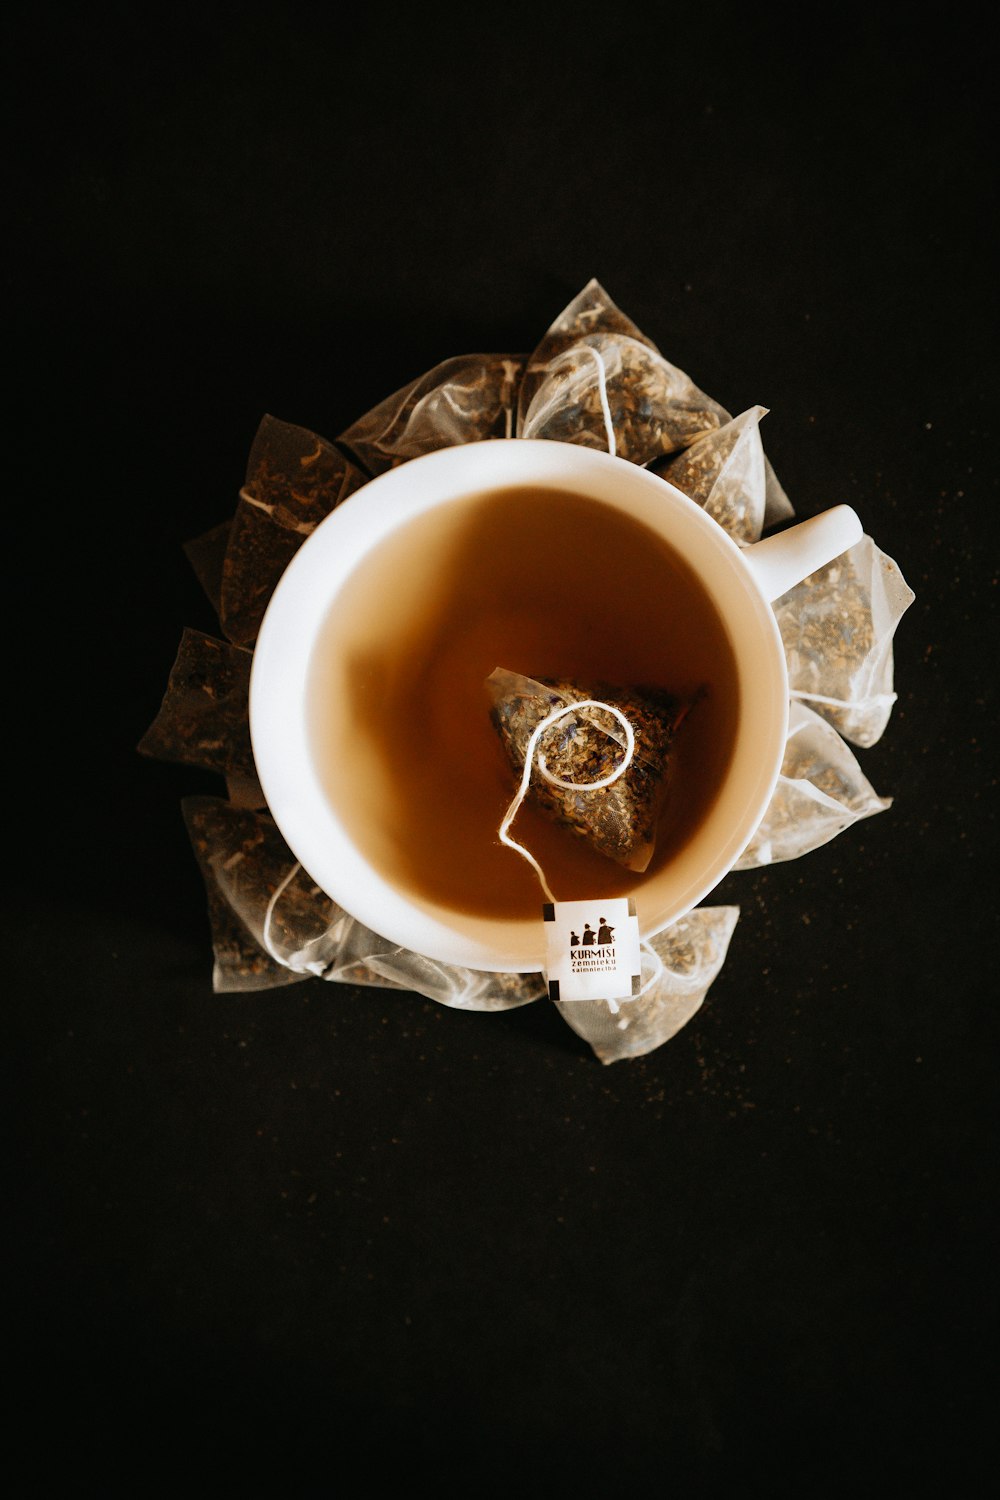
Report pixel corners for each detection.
[262,859,305,966]
[498,699,636,904]
[584,344,617,457]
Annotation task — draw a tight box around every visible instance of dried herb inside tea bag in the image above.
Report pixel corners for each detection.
[516,277,658,422]
[773,535,914,747]
[519,278,794,526]
[654,405,770,545]
[138,629,255,781]
[337,354,526,477]
[487,668,696,873]
[220,415,369,647]
[734,703,890,868]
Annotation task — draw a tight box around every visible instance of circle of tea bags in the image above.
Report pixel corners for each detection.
[487,668,695,873]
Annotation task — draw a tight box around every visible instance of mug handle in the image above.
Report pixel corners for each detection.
[742,505,863,602]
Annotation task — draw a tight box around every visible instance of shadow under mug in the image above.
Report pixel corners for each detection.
[250,440,862,972]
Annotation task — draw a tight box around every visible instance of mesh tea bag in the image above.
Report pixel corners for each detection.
[654,405,770,545]
[138,629,256,784]
[183,797,399,991]
[735,702,890,869]
[219,415,369,647]
[337,354,526,476]
[519,331,727,465]
[488,669,695,874]
[360,951,544,1013]
[518,279,793,526]
[183,797,544,1008]
[773,535,914,747]
[555,906,740,1064]
[183,520,231,618]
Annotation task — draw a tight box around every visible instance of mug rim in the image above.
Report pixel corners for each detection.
[250,440,788,971]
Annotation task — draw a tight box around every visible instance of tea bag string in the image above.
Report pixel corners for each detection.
[498,699,635,901]
[584,343,617,457]
[497,699,664,1007]
[261,859,334,977]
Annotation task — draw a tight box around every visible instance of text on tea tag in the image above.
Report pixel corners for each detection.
[542,897,641,1004]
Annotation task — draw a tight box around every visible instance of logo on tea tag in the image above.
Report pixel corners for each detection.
[542,897,641,1004]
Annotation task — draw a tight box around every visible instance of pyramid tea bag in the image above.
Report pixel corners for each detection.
[654,405,770,545]
[517,279,794,527]
[338,353,526,476]
[555,905,740,1064]
[774,535,914,748]
[734,702,890,868]
[138,629,256,783]
[487,668,696,874]
[218,415,369,648]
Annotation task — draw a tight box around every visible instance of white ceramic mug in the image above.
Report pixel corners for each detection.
[250,440,861,972]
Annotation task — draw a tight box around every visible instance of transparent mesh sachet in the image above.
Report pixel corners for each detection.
[219,414,369,647]
[653,405,770,545]
[337,354,526,476]
[517,278,793,528]
[138,629,262,806]
[773,534,915,747]
[487,668,695,874]
[182,797,543,1010]
[555,906,740,1064]
[734,702,890,869]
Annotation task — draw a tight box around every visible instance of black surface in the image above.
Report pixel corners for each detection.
[7,5,997,1491]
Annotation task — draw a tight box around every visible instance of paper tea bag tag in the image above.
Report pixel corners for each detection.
[542,897,641,1003]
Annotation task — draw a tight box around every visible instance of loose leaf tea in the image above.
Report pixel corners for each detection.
[337,353,526,476]
[734,702,890,868]
[654,405,770,545]
[219,414,369,647]
[773,535,914,748]
[488,669,697,874]
[138,628,255,780]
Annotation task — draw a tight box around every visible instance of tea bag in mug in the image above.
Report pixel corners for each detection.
[653,405,770,545]
[337,354,526,476]
[773,535,914,747]
[555,905,740,1064]
[734,702,890,868]
[487,669,696,873]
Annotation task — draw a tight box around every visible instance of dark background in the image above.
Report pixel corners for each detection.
[7,3,997,1490]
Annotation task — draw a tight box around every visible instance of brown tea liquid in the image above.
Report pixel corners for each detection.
[308,486,739,920]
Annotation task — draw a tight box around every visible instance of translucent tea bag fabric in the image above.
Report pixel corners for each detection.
[337,354,526,476]
[555,906,740,1064]
[654,405,770,545]
[182,797,543,1010]
[517,279,794,528]
[487,668,692,873]
[218,415,368,647]
[735,702,890,869]
[138,629,258,790]
[774,535,915,747]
